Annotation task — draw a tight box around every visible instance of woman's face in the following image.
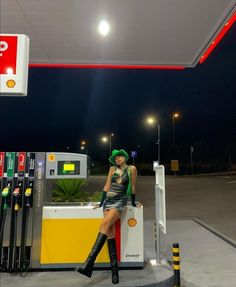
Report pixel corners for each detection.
[115,155,126,166]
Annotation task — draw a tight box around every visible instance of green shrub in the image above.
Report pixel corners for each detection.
[52,179,102,203]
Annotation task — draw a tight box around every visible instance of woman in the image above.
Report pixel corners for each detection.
[77,149,141,284]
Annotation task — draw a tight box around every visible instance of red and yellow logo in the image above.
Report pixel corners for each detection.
[128,218,137,227]
[6,79,16,88]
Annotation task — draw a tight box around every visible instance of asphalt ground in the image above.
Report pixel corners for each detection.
[86,173,236,242]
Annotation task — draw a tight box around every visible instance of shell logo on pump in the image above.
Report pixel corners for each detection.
[6,79,16,88]
[48,154,55,161]
[128,218,137,227]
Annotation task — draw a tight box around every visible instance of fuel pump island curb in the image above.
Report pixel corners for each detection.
[0,152,144,272]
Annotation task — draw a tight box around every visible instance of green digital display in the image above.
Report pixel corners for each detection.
[57,161,80,175]
[63,163,75,171]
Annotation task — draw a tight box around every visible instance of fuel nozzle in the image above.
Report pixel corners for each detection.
[13,186,21,211]
[24,185,32,207]
[2,185,11,209]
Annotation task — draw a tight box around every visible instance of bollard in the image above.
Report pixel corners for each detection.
[172,243,181,287]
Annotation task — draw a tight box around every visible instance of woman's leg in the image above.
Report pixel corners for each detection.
[99,208,120,235]
[77,208,120,278]
[102,211,120,284]
[107,223,119,284]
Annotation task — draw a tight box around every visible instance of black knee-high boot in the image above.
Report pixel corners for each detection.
[107,238,119,284]
[77,232,107,278]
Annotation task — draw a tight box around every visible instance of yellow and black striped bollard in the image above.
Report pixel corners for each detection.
[173,243,181,287]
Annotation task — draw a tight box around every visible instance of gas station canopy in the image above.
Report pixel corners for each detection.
[2,0,236,68]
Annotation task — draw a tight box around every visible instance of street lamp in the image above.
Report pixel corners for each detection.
[172,113,179,145]
[109,133,114,156]
[101,133,114,155]
[146,116,161,164]
[80,140,88,154]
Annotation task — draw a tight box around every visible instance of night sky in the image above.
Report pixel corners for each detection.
[0,24,236,167]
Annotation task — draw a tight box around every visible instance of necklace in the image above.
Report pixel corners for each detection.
[115,165,127,184]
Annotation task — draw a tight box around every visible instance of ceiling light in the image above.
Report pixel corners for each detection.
[98,20,110,36]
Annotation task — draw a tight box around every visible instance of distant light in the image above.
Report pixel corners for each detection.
[6,67,14,75]
[81,140,86,145]
[146,117,155,125]
[102,136,108,143]
[98,20,110,36]
[81,146,85,150]
[173,113,179,118]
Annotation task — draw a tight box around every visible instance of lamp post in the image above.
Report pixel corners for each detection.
[80,140,88,154]
[109,133,114,156]
[146,116,161,164]
[101,133,114,156]
[172,113,179,145]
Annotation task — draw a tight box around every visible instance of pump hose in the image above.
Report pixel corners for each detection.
[8,208,17,271]
[13,210,18,271]
[0,210,6,242]
[20,206,30,271]
[0,209,7,269]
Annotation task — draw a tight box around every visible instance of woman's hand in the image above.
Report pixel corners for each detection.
[135,202,142,208]
[92,203,101,209]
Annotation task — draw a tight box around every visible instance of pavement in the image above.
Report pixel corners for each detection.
[1,173,236,286]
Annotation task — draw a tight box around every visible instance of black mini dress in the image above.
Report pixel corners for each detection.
[103,167,129,214]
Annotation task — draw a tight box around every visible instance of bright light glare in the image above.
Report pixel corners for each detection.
[102,136,108,143]
[173,113,179,118]
[6,68,14,75]
[98,20,110,36]
[146,117,155,125]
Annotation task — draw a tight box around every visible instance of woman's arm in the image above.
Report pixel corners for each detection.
[130,165,141,207]
[130,165,137,194]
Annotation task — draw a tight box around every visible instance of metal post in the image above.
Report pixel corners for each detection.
[190,146,194,175]
[172,116,175,145]
[109,134,112,156]
[173,243,181,287]
[157,123,160,164]
[155,184,161,264]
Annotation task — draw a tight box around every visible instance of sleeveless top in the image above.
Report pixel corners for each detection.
[106,166,129,199]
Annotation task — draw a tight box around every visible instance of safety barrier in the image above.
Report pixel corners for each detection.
[172,243,181,287]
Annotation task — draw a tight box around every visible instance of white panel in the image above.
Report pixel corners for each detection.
[45,152,88,179]
[154,165,166,234]
[42,206,103,219]
[120,205,144,262]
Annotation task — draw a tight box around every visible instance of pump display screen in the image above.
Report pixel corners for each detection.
[64,163,75,171]
[57,161,80,175]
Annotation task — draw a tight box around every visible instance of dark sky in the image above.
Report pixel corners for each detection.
[0,24,236,165]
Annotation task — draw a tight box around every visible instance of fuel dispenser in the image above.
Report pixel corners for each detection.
[0,152,143,271]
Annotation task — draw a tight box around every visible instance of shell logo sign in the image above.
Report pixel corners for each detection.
[0,34,29,96]
[128,218,137,227]
[0,41,9,53]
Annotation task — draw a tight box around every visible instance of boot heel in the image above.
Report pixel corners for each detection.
[112,266,119,284]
